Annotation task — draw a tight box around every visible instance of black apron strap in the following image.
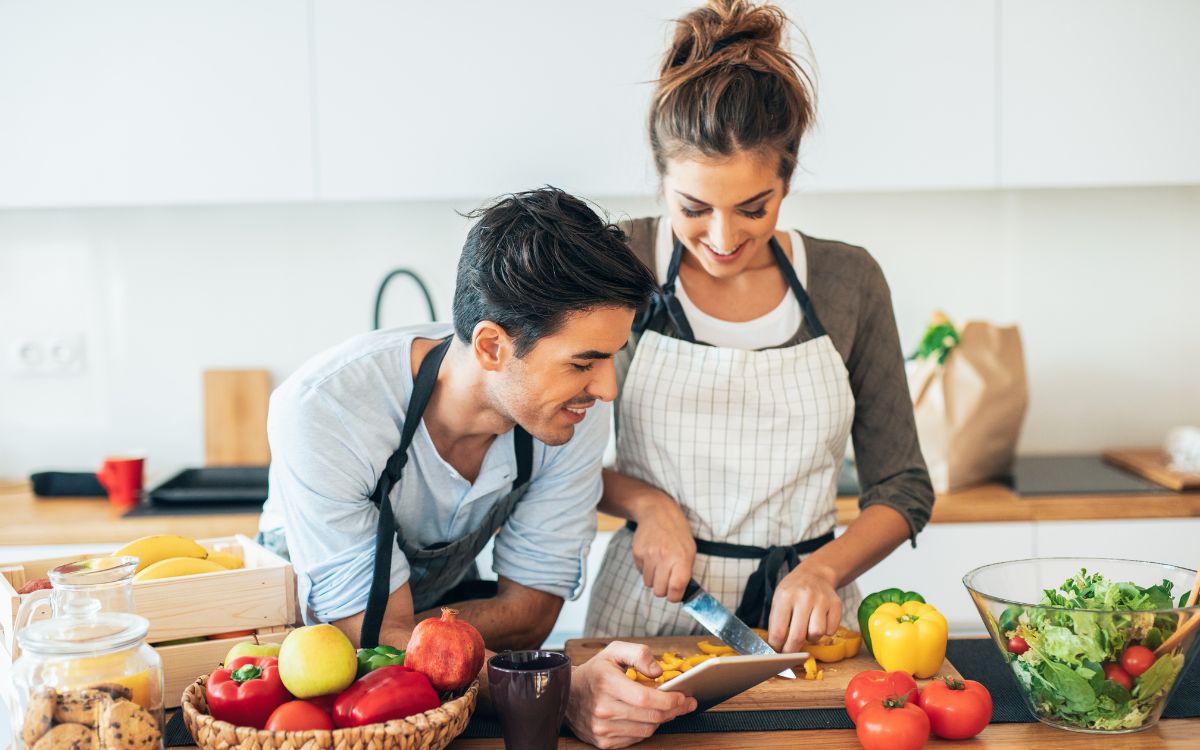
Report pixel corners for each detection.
[513,426,533,489]
[652,234,829,344]
[768,235,828,338]
[361,336,451,647]
[623,520,835,629]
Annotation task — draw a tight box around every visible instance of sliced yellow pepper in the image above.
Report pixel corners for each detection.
[654,670,682,684]
[868,600,948,678]
[697,640,737,656]
[684,653,715,667]
[803,655,818,680]
[804,627,864,663]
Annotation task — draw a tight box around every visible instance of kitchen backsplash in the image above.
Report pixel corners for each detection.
[1,186,1198,479]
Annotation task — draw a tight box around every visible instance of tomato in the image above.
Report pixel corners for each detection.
[916,676,992,740]
[264,700,335,732]
[857,695,930,750]
[1006,635,1029,655]
[1120,645,1155,678]
[844,669,919,724]
[1103,662,1133,690]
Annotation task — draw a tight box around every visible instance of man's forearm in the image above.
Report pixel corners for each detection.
[418,586,562,651]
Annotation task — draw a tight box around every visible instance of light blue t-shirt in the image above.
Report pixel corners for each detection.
[259,323,607,625]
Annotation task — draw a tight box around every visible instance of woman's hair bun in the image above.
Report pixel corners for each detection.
[651,0,815,183]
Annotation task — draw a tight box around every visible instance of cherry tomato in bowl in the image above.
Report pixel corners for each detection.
[1103,662,1133,690]
[916,676,992,740]
[1120,645,1155,678]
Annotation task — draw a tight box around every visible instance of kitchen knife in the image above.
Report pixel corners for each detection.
[680,579,797,679]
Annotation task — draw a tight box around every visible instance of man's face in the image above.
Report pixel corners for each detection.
[488,305,635,446]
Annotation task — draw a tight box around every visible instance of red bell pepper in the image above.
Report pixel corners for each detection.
[332,665,440,728]
[206,656,292,729]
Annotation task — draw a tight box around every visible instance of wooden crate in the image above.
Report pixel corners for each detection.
[157,626,292,708]
[0,534,297,649]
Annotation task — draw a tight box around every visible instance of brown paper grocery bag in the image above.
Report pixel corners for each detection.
[909,321,1029,492]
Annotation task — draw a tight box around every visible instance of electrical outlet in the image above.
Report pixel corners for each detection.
[6,334,87,377]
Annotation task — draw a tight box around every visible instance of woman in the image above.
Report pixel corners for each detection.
[585,0,935,655]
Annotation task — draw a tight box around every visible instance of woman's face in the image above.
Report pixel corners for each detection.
[662,150,787,278]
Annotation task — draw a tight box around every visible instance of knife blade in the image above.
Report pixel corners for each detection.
[680,579,797,679]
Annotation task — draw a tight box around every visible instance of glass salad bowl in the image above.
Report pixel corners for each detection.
[963,557,1200,733]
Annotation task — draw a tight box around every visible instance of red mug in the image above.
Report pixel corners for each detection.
[97,457,144,508]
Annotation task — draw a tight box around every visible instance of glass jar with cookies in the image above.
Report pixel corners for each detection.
[11,597,164,750]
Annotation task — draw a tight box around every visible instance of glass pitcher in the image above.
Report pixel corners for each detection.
[10,598,164,750]
[12,556,139,658]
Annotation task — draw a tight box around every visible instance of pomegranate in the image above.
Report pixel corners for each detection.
[404,608,485,691]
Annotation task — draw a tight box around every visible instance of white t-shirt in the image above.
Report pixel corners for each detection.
[655,217,808,350]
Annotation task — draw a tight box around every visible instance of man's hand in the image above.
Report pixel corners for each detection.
[767,561,842,654]
[630,494,696,603]
[566,642,696,749]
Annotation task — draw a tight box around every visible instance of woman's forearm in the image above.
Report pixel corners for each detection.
[798,504,912,589]
[598,468,673,521]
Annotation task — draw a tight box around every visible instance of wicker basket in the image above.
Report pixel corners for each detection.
[181,674,478,750]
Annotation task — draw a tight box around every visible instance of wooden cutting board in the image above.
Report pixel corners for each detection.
[204,369,272,466]
[1104,448,1200,491]
[565,636,962,712]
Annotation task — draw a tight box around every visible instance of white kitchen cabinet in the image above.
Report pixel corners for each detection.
[1033,518,1200,570]
[311,1,669,201]
[1000,0,1200,187]
[791,0,998,192]
[313,0,998,200]
[0,0,315,207]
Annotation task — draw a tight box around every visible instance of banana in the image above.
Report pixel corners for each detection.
[114,535,207,573]
[204,551,244,570]
[133,556,225,581]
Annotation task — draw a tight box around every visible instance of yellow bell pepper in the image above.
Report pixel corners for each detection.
[803,656,818,680]
[804,627,863,663]
[867,600,948,678]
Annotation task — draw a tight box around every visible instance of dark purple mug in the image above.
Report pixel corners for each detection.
[487,650,571,750]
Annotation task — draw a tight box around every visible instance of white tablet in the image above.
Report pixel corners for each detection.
[655,652,809,711]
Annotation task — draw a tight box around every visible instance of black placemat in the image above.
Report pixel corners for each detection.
[838,454,1176,498]
[163,638,1200,745]
[1011,455,1172,497]
[123,501,262,518]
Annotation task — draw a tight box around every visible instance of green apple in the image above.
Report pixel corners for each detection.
[277,624,357,698]
[223,641,282,666]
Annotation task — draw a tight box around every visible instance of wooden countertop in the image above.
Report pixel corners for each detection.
[0,481,262,546]
[446,720,1197,749]
[3,479,1199,547]
[157,716,1200,750]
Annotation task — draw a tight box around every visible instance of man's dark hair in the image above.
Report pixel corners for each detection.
[453,187,657,356]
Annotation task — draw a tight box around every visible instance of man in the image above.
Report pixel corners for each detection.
[259,187,695,748]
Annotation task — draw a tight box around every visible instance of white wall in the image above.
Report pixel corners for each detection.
[2,186,1199,480]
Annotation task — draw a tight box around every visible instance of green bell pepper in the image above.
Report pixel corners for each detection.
[356,644,405,678]
[857,588,926,654]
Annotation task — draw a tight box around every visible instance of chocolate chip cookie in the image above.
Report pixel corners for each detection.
[99,699,160,750]
[20,688,56,747]
[31,722,96,750]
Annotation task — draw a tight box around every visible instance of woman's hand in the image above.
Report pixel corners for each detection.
[566,642,697,749]
[767,561,842,653]
[630,493,696,602]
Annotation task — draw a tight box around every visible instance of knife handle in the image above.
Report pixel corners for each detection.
[683,578,701,602]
